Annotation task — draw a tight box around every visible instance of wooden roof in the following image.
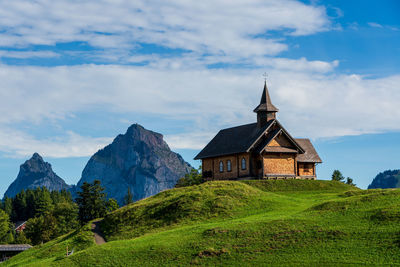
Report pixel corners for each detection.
[14,221,26,230]
[195,119,311,159]
[195,120,321,163]
[0,244,32,252]
[194,120,274,160]
[295,139,322,163]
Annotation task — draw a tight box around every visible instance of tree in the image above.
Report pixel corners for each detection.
[175,168,204,188]
[106,199,119,213]
[2,197,13,217]
[34,187,54,215]
[12,189,27,221]
[331,170,345,182]
[0,209,12,244]
[25,215,57,245]
[76,180,107,224]
[52,202,79,235]
[24,200,79,245]
[25,189,37,218]
[3,187,80,245]
[13,231,30,244]
[50,189,73,204]
[346,177,356,186]
[123,188,134,206]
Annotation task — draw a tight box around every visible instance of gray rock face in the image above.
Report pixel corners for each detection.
[4,153,71,198]
[77,124,192,204]
[368,170,400,189]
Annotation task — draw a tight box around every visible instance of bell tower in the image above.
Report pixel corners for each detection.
[253,81,279,128]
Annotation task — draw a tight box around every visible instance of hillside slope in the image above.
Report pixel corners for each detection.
[6,180,400,266]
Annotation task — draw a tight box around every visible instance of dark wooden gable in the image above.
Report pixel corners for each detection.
[267,130,296,148]
[250,121,304,155]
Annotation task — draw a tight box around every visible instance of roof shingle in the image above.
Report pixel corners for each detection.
[295,139,322,163]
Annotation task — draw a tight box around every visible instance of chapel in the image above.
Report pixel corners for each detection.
[195,82,322,180]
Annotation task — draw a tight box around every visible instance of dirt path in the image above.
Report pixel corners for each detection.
[91,221,106,245]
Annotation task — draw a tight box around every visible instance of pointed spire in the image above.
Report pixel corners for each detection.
[253,81,279,113]
[254,81,279,128]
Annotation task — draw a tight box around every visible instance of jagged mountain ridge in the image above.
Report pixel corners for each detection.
[4,153,71,198]
[3,124,192,203]
[76,124,192,204]
[368,169,400,189]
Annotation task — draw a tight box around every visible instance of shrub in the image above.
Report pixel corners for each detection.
[175,168,204,188]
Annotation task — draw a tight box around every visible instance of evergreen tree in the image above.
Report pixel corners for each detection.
[25,189,36,218]
[331,170,345,182]
[123,187,134,205]
[175,168,204,188]
[60,189,73,203]
[50,190,62,204]
[76,180,107,224]
[4,187,80,245]
[106,198,119,212]
[52,202,79,235]
[0,209,12,244]
[12,189,27,221]
[13,231,30,244]
[4,232,14,244]
[25,215,57,245]
[346,177,356,186]
[2,197,13,217]
[34,187,54,215]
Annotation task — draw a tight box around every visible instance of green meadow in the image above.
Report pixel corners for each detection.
[5,180,400,266]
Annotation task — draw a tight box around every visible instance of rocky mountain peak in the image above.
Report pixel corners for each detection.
[4,153,71,198]
[77,123,192,204]
[123,123,165,147]
[21,152,51,173]
[31,152,42,159]
[368,169,400,189]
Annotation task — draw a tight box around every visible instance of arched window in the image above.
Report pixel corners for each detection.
[241,158,246,170]
[227,160,232,172]
[219,161,224,172]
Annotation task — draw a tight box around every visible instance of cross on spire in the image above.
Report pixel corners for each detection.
[263,72,268,83]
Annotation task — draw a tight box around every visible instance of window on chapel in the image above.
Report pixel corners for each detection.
[219,161,224,172]
[227,160,232,172]
[241,158,246,170]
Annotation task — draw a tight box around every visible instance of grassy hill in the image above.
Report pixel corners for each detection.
[5,180,400,266]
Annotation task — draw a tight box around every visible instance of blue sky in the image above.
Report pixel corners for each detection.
[0,0,399,195]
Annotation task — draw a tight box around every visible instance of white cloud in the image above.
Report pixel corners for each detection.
[254,57,339,73]
[121,54,340,73]
[367,22,400,32]
[0,128,112,158]
[0,63,399,154]
[368,22,383,28]
[0,50,59,59]
[0,0,330,61]
[165,132,215,150]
